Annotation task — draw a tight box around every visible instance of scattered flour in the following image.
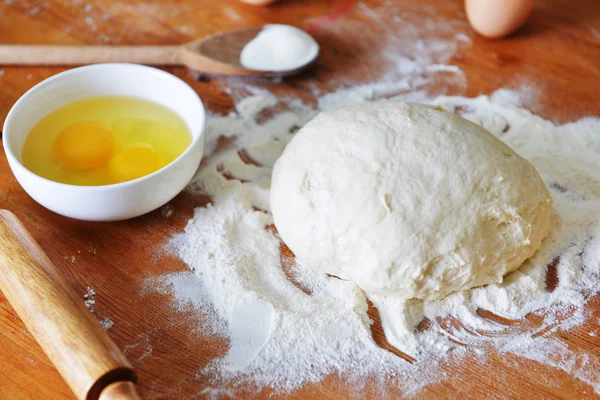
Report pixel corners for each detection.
[25,6,41,16]
[373,95,600,359]
[83,286,96,312]
[145,86,600,396]
[138,0,600,397]
[100,317,113,331]
[124,333,153,362]
[161,204,174,218]
[82,286,114,331]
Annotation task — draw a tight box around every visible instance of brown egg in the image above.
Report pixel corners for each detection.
[238,0,278,5]
[465,0,535,39]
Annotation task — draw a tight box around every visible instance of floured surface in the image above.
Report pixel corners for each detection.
[145,84,600,397]
[1,0,600,399]
[137,1,600,396]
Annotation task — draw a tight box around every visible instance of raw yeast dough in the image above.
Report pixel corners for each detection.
[270,102,553,300]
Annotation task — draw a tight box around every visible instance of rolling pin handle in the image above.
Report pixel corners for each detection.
[0,210,140,400]
[99,381,142,400]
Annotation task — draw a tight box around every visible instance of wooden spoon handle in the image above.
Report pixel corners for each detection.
[0,210,139,400]
[0,44,181,66]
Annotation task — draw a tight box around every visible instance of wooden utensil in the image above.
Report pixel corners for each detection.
[0,27,315,77]
[0,210,140,400]
[238,0,279,5]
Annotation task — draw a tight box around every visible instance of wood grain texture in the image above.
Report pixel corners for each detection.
[0,0,599,399]
[0,211,137,400]
[0,45,181,66]
[0,29,307,76]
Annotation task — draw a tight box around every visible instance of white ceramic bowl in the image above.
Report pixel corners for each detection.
[3,63,205,221]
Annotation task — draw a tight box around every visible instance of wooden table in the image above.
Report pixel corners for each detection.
[0,0,599,399]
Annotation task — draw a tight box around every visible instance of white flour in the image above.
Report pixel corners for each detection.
[139,1,600,397]
[239,25,319,72]
[146,86,600,396]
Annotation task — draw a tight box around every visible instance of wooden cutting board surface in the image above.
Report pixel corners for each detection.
[0,0,599,399]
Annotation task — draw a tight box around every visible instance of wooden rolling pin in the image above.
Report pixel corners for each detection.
[0,210,140,400]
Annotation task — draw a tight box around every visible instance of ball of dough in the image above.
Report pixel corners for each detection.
[270,102,552,300]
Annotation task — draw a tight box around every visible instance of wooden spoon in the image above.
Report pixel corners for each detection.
[0,210,140,400]
[238,0,279,5]
[0,27,316,77]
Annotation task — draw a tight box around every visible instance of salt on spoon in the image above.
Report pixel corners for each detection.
[240,24,320,72]
[0,26,317,77]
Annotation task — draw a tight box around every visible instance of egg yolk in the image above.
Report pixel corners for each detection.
[109,144,166,183]
[53,122,116,171]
